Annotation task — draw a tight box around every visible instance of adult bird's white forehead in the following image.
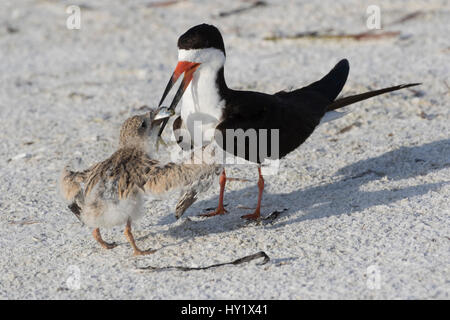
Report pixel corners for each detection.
[178,48,225,64]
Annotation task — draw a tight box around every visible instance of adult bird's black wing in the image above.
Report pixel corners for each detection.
[216,59,351,162]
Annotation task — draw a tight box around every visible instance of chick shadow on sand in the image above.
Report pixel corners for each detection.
[153,138,450,240]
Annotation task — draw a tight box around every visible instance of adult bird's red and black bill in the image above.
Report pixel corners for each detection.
[156,23,420,220]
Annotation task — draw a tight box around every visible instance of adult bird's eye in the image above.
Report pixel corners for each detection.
[141,121,147,128]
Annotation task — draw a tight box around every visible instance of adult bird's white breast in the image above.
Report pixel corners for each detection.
[178,48,226,145]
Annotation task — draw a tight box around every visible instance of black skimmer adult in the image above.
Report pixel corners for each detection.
[60,109,221,255]
[156,23,419,221]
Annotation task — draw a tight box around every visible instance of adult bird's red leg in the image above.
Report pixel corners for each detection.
[241,167,264,220]
[200,169,228,217]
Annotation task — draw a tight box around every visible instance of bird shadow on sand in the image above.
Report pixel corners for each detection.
[155,138,450,239]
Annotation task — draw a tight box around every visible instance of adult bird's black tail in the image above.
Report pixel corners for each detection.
[326,83,421,111]
[306,58,350,102]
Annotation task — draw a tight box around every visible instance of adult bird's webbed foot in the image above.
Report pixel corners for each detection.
[200,205,228,217]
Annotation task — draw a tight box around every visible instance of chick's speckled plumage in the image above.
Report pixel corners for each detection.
[60,111,221,255]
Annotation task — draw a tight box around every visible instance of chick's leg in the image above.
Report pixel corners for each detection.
[93,228,117,249]
[124,219,156,256]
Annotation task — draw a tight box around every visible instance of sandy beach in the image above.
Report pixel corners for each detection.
[0,0,449,299]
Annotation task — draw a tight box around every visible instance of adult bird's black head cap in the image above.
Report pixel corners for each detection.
[177,24,226,55]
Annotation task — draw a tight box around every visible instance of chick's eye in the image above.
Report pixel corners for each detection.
[141,121,147,129]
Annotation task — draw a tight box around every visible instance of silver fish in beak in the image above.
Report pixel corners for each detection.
[152,106,176,150]
[153,106,175,123]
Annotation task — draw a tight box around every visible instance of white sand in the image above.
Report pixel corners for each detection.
[0,0,448,299]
